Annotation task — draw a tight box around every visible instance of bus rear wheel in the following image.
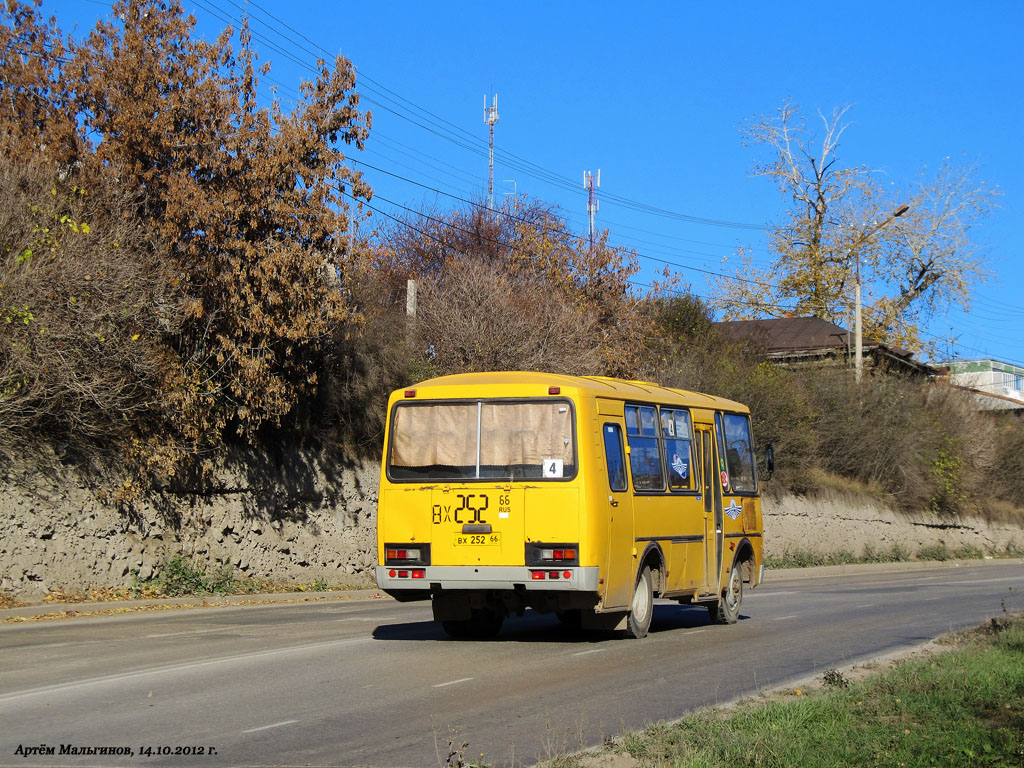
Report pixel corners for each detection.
[624,566,654,639]
[442,608,504,639]
[708,566,742,625]
[556,609,583,629]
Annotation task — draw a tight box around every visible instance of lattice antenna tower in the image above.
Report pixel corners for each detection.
[484,94,499,209]
[584,169,601,250]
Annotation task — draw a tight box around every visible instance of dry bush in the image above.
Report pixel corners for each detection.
[415,256,603,375]
[317,268,431,452]
[800,370,988,514]
[988,414,1024,505]
[648,296,819,492]
[371,198,649,377]
[0,160,180,454]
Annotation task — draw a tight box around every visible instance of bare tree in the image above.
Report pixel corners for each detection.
[415,256,602,375]
[716,101,997,351]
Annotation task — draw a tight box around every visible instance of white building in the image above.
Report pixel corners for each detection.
[945,359,1024,410]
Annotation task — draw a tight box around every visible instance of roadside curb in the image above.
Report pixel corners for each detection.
[3,558,1021,623]
[0,588,386,623]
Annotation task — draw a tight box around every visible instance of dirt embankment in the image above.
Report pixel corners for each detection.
[2,459,1021,601]
[0,449,379,601]
[763,488,1024,560]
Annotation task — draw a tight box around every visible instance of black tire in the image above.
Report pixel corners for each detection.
[624,565,654,639]
[708,564,743,625]
[555,609,583,629]
[442,608,504,639]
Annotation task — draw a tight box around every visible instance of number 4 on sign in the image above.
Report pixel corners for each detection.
[543,459,563,478]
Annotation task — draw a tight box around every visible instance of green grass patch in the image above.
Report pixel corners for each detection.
[601,614,1024,768]
[131,556,260,597]
[130,556,368,598]
[764,543,909,569]
[762,540,1024,570]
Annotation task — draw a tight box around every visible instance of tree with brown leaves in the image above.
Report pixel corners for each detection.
[368,198,648,378]
[0,0,372,485]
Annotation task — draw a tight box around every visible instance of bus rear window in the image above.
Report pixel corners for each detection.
[388,400,576,481]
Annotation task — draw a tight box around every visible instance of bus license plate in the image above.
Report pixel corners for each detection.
[454,533,501,546]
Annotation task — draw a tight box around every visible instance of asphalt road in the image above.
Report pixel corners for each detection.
[1,562,1022,767]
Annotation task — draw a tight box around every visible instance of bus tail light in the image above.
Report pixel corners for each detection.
[386,548,420,560]
[384,543,431,566]
[526,543,579,567]
[388,569,426,579]
[529,569,573,581]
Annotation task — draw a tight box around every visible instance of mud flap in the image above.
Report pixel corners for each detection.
[431,593,472,622]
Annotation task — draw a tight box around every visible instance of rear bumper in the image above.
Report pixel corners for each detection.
[375,565,600,593]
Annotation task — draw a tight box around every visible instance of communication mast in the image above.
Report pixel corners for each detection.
[584,169,601,250]
[484,94,499,209]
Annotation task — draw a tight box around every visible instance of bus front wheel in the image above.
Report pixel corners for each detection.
[708,566,742,625]
[624,566,654,639]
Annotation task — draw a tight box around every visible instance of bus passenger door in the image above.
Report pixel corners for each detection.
[696,425,722,595]
[601,420,633,609]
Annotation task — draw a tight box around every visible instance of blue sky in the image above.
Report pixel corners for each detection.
[50,0,1024,366]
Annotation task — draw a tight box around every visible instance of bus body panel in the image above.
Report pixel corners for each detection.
[375,372,764,632]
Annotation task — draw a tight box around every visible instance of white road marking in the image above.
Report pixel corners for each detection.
[334,616,395,623]
[0,636,373,703]
[772,615,798,621]
[857,603,876,608]
[432,677,473,688]
[572,648,606,657]
[242,720,299,733]
[681,629,707,635]
[146,628,234,639]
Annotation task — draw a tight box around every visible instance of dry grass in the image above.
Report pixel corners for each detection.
[980,498,1024,526]
[0,592,26,609]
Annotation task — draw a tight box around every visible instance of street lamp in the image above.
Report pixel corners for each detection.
[854,204,909,382]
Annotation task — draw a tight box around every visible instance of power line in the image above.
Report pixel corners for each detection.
[192,0,767,231]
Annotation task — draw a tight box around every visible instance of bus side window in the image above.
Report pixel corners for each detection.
[714,412,731,492]
[662,408,694,491]
[721,412,758,492]
[625,405,665,491]
[603,423,627,492]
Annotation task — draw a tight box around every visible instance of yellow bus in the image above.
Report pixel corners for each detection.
[375,371,767,638]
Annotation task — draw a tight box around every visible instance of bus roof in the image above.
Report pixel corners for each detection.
[398,371,750,414]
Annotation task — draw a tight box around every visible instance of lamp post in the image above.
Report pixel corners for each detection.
[854,204,909,382]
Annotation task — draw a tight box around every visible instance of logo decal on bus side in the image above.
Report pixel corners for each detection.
[671,454,688,478]
[725,500,742,520]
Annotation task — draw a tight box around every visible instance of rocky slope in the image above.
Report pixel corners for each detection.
[2,457,1020,600]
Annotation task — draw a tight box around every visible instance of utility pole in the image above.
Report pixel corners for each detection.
[503,179,518,205]
[484,94,499,210]
[853,204,909,382]
[584,169,600,250]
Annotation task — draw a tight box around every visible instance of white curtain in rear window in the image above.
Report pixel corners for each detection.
[391,403,477,468]
[479,402,574,467]
[390,401,573,472]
